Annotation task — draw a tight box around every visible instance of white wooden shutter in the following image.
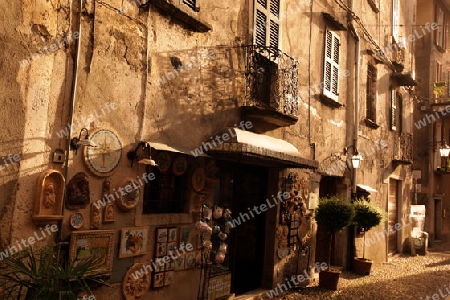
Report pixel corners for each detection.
[322,30,340,102]
[254,0,280,50]
[392,0,399,40]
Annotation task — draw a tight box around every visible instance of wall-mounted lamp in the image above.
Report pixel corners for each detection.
[127,142,158,167]
[439,141,450,157]
[344,146,363,169]
[70,128,97,154]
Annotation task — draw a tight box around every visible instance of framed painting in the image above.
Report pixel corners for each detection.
[168,227,177,243]
[164,271,174,286]
[154,257,165,272]
[174,254,185,271]
[156,227,168,243]
[69,230,115,273]
[156,242,167,257]
[185,251,197,269]
[179,226,196,249]
[153,272,164,288]
[119,226,149,258]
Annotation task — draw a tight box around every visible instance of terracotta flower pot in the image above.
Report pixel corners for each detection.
[354,257,373,275]
[319,269,341,290]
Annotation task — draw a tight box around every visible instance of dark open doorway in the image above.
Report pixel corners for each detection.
[218,163,267,295]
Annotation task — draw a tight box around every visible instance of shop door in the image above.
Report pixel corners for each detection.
[229,166,267,295]
[388,179,399,254]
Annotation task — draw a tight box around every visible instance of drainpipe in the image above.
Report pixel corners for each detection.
[58,0,84,260]
[348,30,360,199]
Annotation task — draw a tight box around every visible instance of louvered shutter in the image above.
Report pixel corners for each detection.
[183,0,197,11]
[322,30,340,102]
[391,90,397,131]
[254,0,280,50]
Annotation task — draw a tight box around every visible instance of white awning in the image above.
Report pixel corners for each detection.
[150,142,209,157]
[356,184,377,193]
[205,127,319,169]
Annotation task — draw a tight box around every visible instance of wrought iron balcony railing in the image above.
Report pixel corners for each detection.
[241,45,299,126]
[393,132,413,164]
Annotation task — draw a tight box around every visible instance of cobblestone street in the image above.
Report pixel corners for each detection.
[268,244,450,300]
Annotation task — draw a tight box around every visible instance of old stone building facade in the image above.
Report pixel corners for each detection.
[0,0,420,299]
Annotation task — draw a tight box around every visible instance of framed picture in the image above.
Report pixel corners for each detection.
[179,226,196,249]
[174,254,185,271]
[103,203,115,223]
[69,230,115,273]
[119,226,149,258]
[168,227,177,242]
[165,259,175,271]
[156,227,168,243]
[154,257,165,272]
[115,177,140,211]
[185,252,196,269]
[156,242,167,257]
[153,272,164,288]
[164,271,174,286]
[167,242,177,255]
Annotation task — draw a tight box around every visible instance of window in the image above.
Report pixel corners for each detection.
[435,6,446,49]
[390,90,402,132]
[366,65,377,123]
[183,0,199,12]
[142,165,189,214]
[254,0,280,50]
[322,30,340,102]
[392,0,400,39]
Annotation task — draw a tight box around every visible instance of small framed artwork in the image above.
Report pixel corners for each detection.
[179,226,196,249]
[164,271,174,286]
[119,226,149,258]
[168,227,177,243]
[174,254,185,271]
[115,177,140,211]
[165,259,175,271]
[153,272,164,288]
[156,227,168,243]
[185,252,196,269]
[154,257,165,272]
[156,242,167,257]
[103,203,115,223]
[167,242,177,255]
[69,230,115,273]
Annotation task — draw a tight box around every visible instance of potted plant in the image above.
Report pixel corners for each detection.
[315,196,355,290]
[0,245,110,299]
[352,198,387,275]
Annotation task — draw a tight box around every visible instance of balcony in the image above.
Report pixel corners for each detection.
[241,45,299,127]
[393,132,413,164]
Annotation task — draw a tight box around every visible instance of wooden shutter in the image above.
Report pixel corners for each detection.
[254,0,280,50]
[391,90,397,131]
[183,0,197,11]
[392,0,400,39]
[322,30,340,102]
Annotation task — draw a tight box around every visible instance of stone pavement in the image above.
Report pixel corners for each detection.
[263,242,450,300]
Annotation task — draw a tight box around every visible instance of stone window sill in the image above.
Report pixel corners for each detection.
[152,0,212,32]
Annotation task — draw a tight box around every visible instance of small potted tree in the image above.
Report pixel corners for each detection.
[352,199,387,275]
[315,196,354,290]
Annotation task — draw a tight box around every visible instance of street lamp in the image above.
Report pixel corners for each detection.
[351,153,363,169]
[439,141,450,157]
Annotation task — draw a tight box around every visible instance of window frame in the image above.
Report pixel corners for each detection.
[322,29,341,102]
[253,0,280,50]
[366,64,377,123]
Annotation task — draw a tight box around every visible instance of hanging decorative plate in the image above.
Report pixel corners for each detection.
[192,167,206,192]
[172,156,188,176]
[156,152,171,172]
[116,177,141,211]
[83,129,122,177]
[70,212,84,229]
